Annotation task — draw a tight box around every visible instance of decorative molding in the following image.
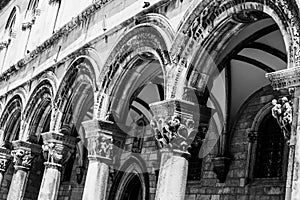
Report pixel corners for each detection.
[271,97,293,142]
[266,67,300,90]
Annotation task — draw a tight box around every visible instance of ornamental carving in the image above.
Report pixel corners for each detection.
[11,149,34,170]
[0,157,10,172]
[271,97,293,141]
[42,142,73,166]
[87,135,112,160]
[0,148,11,173]
[151,115,196,152]
[41,132,78,167]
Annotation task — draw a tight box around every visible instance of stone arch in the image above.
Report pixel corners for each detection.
[52,55,97,132]
[20,79,55,142]
[168,0,300,99]
[96,14,174,119]
[0,94,23,143]
[108,156,150,200]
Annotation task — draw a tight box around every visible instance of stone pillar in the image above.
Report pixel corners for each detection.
[7,141,41,200]
[37,132,78,200]
[266,67,300,200]
[0,147,12,187]
[150,99,211,200]
[81,119,114,200]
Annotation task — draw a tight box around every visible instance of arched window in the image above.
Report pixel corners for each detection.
[254,113,284,178]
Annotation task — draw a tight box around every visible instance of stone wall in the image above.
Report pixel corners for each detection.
[184,86,287,200]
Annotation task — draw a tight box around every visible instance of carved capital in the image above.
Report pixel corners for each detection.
[82,120,114,163]
[41,132,78,169]
[11,141,41,171]
[0,147,12,173]
[266,67,300,90]
[150,99,211,154]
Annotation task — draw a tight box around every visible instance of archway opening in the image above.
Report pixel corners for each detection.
[120,174,143,200]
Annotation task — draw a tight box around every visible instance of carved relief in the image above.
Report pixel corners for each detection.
[41,132,78,168]
[151,115,196,152]
[87,135,112,160]
[0,148,11,173]
[42,142,72,166]
[11,149,34,170]
[271,97,293,141]
[0,157,10,172]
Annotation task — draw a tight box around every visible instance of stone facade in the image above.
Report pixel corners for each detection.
[0,0,299,200]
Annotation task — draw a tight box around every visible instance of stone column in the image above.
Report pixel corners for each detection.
[266,67,300,200]
[7,141,41,200]
[150,99,211,200]
[37,132,78,200]
[81,119,114,200]
[0,147,12,187]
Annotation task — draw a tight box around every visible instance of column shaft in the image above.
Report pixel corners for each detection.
[150,99,211,200]
[37,132,78,200]
[81,119,114,200]
[38,163,61,200]
[83,161,109,200]
[155,152,188,200]
[7,169,29,200]
[6,141,40,200]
